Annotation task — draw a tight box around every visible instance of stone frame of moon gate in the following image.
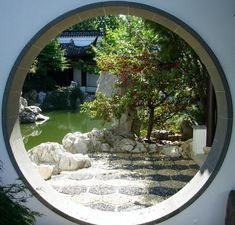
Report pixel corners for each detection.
[2,2,232,225]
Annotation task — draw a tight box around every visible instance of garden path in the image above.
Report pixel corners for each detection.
[47,153,199,212]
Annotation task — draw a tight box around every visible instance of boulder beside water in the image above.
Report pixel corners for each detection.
[28,142,91,180]
[62,128,159,154]
[62,128,188,158]
[19,97,49,123]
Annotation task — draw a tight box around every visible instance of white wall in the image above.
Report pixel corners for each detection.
[73,68,98,90]
[87,72,99,87]
[0,1,235,225]
[73,67,82,84]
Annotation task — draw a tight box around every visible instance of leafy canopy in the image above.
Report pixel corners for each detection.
[83,16,207,137]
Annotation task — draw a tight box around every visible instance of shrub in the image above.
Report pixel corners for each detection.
[41,86,83,110]
[81,92,113,122]
[23,74,57,93]
[0,162,40,225]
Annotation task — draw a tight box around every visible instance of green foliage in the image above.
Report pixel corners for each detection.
[69,86,84,109]
[139,128,147,138]
[81,92,113,122]
[41,86,83,110]
[0,163,40,225]
[75,59,99,75]
[23,74,57,93]
[81,92,131,122]
[70,16,121,31]
[24,39,70,93]
[84,16,207,138]
[36,39,70,74]
[71,16,126,76]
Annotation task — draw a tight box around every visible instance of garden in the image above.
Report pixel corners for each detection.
[3,15,211,222]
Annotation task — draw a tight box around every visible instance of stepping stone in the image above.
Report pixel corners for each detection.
[169,164,189,170]
[145,174,171,182]
[118,186,147,196]
[171,174,194,182]
[52,185,87,195]
[117,203,143,212]
[89,185,116,195]
[95,173,121,180]
[85,202,115,211]
[68,173,94,180]
[49,152,199,212]
[119,173,144,180]
[148,186,177,197]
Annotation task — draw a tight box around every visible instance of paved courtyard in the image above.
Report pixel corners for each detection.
[47,153,199,212]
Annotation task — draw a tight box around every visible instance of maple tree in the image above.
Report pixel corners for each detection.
[82,16,207,140]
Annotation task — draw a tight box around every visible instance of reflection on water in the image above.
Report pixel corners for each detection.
[20,111,110,150]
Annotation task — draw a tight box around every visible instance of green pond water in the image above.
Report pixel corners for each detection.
[20,111,110,150]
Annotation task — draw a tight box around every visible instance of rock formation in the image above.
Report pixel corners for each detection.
[28,128,193,180]
[28,142,91,180]
[62,128,159,154]
[19,97,49,123]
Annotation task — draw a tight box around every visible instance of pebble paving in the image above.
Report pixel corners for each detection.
[48,153,199,212]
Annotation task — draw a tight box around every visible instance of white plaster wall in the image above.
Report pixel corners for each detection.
[73,67,82,84]
[87,73,99,87]
[0,0,235,225]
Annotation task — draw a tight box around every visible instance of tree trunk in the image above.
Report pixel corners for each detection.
[146,106,155,141]
[131,112,142,137]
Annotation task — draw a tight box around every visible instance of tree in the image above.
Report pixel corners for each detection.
[70,16,121,31]
[82,16,207,140]
[24,39,70,92]
[148,22,208,125]
[36,39,69,74]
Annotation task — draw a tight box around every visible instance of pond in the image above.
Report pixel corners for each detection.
[20,111,110,150]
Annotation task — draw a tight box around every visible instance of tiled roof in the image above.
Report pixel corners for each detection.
[61,43,86,58]
[60,40,93,58]
[59,30,104,38]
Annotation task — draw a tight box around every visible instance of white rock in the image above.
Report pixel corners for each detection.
[59,153,91,171]
[28,142,64,163]
[73,137,90,154]
[20,111,37,123]
[62,132,91,154]
[132,142,146,153]
[180,139,193,158]
[20,96,28,108]
[27,105,42,115]
[93,141,102,152]
[101,143,111,152]
[96,72,119,98]
[62,132,78,151]
[88,128,105,141]
[160,145,181,157]
[33,163,54,180]
[115,138,136,152]
[103,129,115,144]
[148,143,158,153]
[59,154,76,171]
[36,114,49,122]
[28,142,92,179]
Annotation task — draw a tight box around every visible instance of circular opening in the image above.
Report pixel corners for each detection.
[2,2,232,225]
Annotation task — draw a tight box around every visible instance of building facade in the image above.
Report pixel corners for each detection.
[57,30,103,93]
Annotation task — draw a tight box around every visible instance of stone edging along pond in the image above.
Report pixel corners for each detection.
[28,127,192,180]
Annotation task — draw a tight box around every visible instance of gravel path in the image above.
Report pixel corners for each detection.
[47,153,199,212]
